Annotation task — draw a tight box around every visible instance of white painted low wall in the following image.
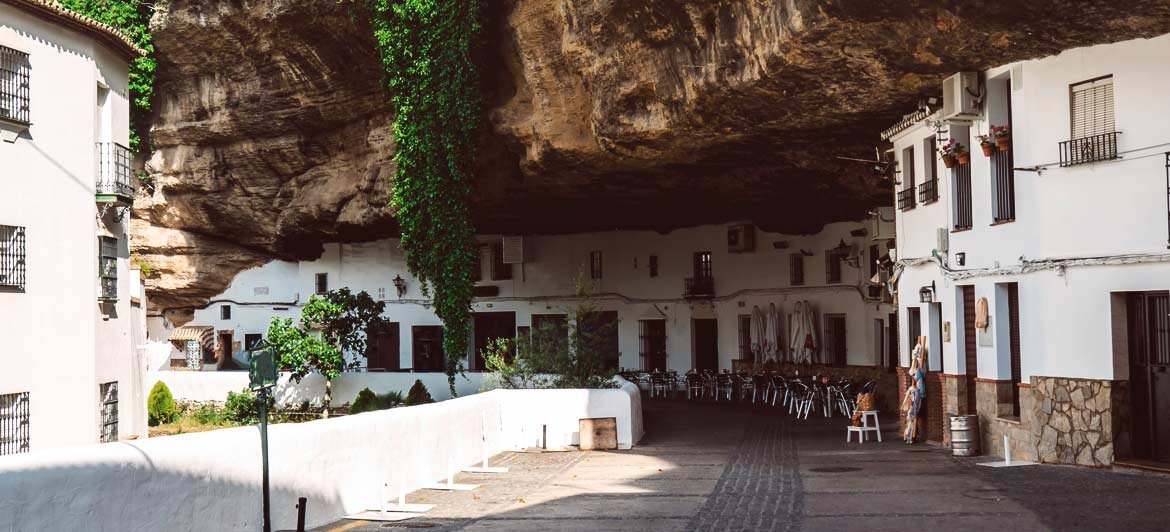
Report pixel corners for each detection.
[151,371,486,407]
[0,378,643,532]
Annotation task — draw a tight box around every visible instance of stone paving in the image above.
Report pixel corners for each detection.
[315,398,1170,532]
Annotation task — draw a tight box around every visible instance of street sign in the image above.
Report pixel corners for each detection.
[249,343,277,391]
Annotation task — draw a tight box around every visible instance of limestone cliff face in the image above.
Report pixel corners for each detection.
[134,0,1170,316]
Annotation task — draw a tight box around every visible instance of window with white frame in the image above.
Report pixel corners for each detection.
[1070,75,1114,139]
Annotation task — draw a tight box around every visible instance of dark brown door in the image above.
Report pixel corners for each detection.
[641,320,667,371]
[474,312,516,370]
[367,323,400,371]
[412,326,444,372]
[1008,283,1022,417]
[694,319,718,371]
[907,307,922,357]
[887,312,898,371]
[962,286,978,414]
[1128,291,1170,461]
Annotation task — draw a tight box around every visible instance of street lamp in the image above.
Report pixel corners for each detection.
[919,281,936,303]
[393,274,407,298]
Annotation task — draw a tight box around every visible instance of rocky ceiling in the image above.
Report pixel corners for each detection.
[133,0,1170,315]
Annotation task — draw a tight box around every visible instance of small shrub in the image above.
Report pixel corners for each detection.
[405,379,434,406]
[194,403,226,425]
[224,388,273,425]
[380,390,404,408]
[350,387,380,414]
[147,381,178,426]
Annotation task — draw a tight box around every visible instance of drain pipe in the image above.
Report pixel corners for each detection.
[296,497,307,532]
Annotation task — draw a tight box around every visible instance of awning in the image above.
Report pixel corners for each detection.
[168,326,214,351]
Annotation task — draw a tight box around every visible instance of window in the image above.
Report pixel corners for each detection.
[99,382,118,443]
[825,249,845,284]
[244,333,263,351]
[648,254,658,278]
[790,254,805,286]
[823,314,847,365]
[738,315,753,361]
[898,145,916,211]
[0,45,31,125]
[0,224,26,290]
[638,319,666,371]
[98,236,117,301]
[918,138,938,204]
[315,273,328,294]
[1061,75,1118,166]
[491,243,512,281]
[953,161,973,230]
[692,251,712,279]
[472,246,483,282]
[590,251,603,280]
[220,305,231,320]
[0,391,29,455]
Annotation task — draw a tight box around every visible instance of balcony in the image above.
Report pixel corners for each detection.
[897,187,916,211]
[684,276,715,299]
[918,179,938,205]
[95,142,135,204]
[1059,132,1119,167]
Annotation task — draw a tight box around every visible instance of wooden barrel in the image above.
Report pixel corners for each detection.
[949,414,981,457]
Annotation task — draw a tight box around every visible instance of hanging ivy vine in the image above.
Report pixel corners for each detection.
[367,0,482,393]
[59,0,156,152]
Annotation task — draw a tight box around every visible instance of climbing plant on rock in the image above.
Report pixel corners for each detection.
[367,0,482,394]
[59,0,156,152]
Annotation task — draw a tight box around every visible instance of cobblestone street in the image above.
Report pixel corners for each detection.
[316,398,1170,532]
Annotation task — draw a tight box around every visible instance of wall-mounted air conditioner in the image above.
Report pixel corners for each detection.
[727,223,756,253]
[870,207,894,241]
[501,235,529,264]
[941,72,981,123]
[936,227,949,254]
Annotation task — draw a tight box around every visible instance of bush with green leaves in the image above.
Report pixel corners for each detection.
[193,403,227,425]
[405,380,434,406]
[147,381,177,426]
[349,387,405,414]
[223,388,273,425]
[483,276,618,389]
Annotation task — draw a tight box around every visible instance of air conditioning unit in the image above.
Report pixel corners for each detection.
[501,235,529,264]
[727,223,756,253]
[940,71,981,122]
[936,227,949,254]
[870,207,894,241]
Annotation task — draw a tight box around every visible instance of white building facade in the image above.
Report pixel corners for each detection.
[887,33,1170,466]
[0,0,148,455]
[151,219,897,385]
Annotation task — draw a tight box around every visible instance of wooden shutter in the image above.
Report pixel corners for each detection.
[1008,283,1022,417]
[1070,76,1114,139]
[902,145,915,191]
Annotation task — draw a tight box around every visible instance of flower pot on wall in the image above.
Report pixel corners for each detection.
[942,154,956,169]
[996,135,1011,151]
[980,142,995,157]
[956,151,971,165]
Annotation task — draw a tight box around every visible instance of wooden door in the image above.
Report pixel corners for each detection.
[961,286,978,414]
[367,323,400,371]
[1007,284,1022,417]
[412,326,444,372]
[641,320,666,371]
[217,332,232,370]
[694,319,718,371]
[1128,291,1170,461]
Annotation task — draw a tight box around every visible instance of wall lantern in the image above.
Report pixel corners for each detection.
[393,275,407,298]
[919,281,936,303]
[954,252,966,267]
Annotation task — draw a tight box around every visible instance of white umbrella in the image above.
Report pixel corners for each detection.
[765,303,778,362]
[751,305,765,361]
[770,302,784,362]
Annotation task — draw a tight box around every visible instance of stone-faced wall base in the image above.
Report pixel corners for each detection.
[975,379,1038,462]
[1031,376,1121,467]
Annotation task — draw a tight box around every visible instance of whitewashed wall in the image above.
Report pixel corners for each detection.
[0,5,143,450]
[890,33,1170,381]
[152,370,486,406]
[153,220,896,374]
[0,380,642,532]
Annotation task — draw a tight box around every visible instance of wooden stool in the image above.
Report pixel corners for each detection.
[846,411,882,443]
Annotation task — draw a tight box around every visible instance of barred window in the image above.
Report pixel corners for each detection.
[315,273,328,294]
[1070,76,1114,139]
[99,236,117,301]
[1,391,30,456]
[590,251,603,280]
[790,254,805,286]
[0,45,31,125]
[0,225,26,290]
[99,382,118,443]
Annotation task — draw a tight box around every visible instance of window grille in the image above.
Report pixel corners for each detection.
[99,236,118,301]
[825,249,845,284]
[315,273,327,294]
[0,225,26,290]
[220,305,231,320]
[899,145,916,211]
[0,391,30,456]
[952,163,973,230]
[790,254,805,286]
[99,382,118,443]
[589,251,603,280]
[0,45,31,125]
[648,254,658,278]
[95,143,134,198]
[738,315,752,359]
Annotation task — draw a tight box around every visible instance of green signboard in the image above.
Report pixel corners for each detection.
[249,343,277,391]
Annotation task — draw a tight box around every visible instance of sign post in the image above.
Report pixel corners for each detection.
[249,342,278,532]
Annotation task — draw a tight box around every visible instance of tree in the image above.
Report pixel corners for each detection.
[265,288,389,417]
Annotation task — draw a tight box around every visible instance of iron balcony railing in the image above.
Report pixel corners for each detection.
[953,163,973,231]
[992,146,1016,223]
[0,391,30,456]
[1059,131,1119,167]
[96,142,135,201]
[0,225,26,291]
[684,276,715,298]
[0,45,31,125]
[897,187,916,211]
[918,179,938,205]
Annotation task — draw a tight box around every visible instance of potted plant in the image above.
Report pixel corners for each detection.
[938,139,964,168]
[991,124,1011,151]
[976,134,996,156]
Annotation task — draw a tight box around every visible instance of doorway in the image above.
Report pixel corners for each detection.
[887,312,898,371]
[473,312,516,371]
[1128,291,1170,462]
[640,319,667,371]
[873,319,885,368]
[367,322,400,371]
[961,286,978,414]
[412,326,444,372]
[693,319,718,371]
[216,332,233,370]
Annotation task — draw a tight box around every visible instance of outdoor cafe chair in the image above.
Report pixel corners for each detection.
[686,372,704,399]
[715,373,734,401]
